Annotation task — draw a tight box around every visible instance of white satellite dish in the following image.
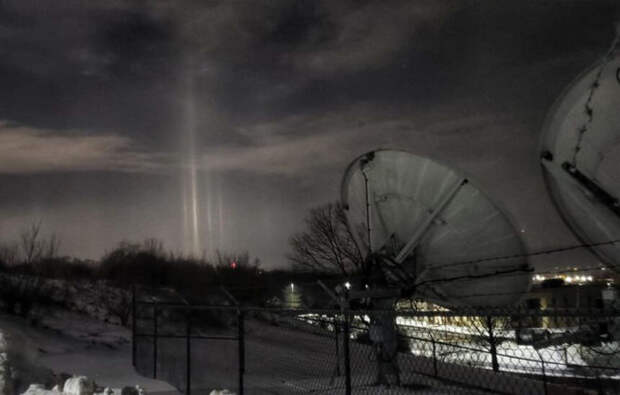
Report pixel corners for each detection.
[341,149,532,307]
[540,52,620,271]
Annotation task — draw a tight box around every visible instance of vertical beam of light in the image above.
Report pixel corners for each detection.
[202,172,223,255]
[180,49,226,260]
[205,171,214,254]
[182,167,190,253]
[190,152,200,257]
[183,57,201,257]
[217,176,224,248]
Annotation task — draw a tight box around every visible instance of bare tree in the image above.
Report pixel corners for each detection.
[288,202,364,276]
[0,242,20,266]
[289,202,405,386]
[469,314,510,372]
[20,222,43,265]
[142,238,164,257]
[94,283,132,327]
[43,233,61,260]
[19,222,61,265]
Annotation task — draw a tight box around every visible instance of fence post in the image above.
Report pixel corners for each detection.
[335,315,341,376]
[487,316,499,373]
[343,310,351,395]
[132,284,136,367]
[153,303,158,379]
[185,308,191,395]
[541,358,548,395]
[238,309,245,395]
[431,336,438,378]
[535,349,547,395]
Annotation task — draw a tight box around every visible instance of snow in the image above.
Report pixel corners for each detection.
[62,376,95,395]
[21,384,57,395]
[20,380,146,395]
[0,312,176,395]
[1,330,8,395]
[3,293,615,395]
[294,312,620,392]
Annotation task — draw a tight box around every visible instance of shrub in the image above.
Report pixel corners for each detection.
[99,243,170,287]
[34,257,96,280]
[0,274,53,317]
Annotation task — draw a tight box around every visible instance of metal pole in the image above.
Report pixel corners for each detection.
[431,336,438,378]
[541,359,548,395]
[362,169,373,254]
[186,308,191,395]
[132,284,136,367]
[394,178,466,263]
[153,304,158,378]
[487,316,499,373]
[535,349,547,395]
[238,310,245,395]
[343,311,351,395]
[335,316,341,376]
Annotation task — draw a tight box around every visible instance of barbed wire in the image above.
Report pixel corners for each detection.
[414,263,617,299]
[127,236,620,307]
[414,266,534,289]
[428,238,620,271]
[198,239,619,297]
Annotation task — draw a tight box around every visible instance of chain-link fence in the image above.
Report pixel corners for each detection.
[133,292,620,394]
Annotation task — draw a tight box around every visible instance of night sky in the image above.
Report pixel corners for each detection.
[0,0,619,270]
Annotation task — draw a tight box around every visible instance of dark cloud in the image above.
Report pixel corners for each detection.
[0,1,183,147]
[1,0,619,269]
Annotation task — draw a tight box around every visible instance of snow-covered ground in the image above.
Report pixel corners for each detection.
[145,317,489,394]
[0,310,178,395]
[396,319,620,379]
[1,330,8,394]
[2,309,470,395]
[298,313,620,380]
[3,291,616,395]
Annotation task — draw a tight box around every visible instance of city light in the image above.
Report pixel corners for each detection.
[344,282,351,290]
[562,275,594,284]
[532,273,595,284]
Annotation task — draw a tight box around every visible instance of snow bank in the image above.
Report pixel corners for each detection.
[1,330,10,395]
[21,384,57,395]
[20,376,145,395]
[0,323,55,395]
[62,377,95,395]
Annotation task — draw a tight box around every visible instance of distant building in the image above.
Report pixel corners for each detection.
[526,282,618,329]
[283,283,303,309]
[529,284,604,309]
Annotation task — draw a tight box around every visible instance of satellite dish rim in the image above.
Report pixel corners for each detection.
[340,148,530,284]
[538,55,620,270]
[538,54,607,156]
[540,168,607,267]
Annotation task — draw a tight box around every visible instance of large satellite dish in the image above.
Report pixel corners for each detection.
[341,149,532,307]
[540,52,620,271]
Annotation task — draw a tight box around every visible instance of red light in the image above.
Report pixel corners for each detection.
[231,261,237,269]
